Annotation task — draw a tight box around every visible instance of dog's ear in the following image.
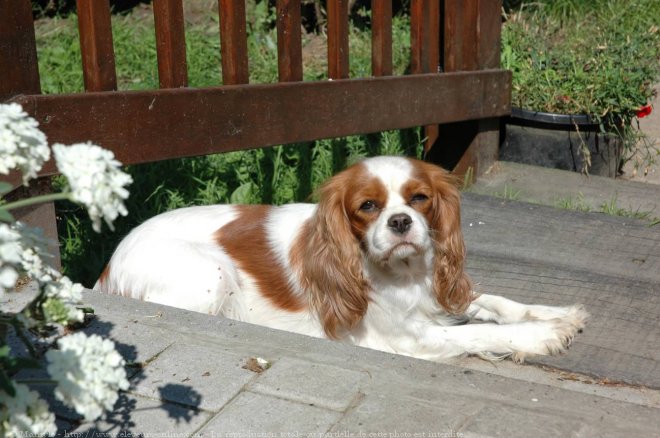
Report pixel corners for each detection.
[423,163,473,314]
[298,171,370,339]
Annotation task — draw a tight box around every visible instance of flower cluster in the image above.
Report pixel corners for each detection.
[1,103,132,436]
[0,103,50,185]
[53,143,132,233]
[46,333,129,421]
[0,383,57,438]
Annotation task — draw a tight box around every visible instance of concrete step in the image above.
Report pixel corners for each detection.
[469,161,660,221]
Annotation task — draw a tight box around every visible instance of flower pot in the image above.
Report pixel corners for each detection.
[500,107,623,177]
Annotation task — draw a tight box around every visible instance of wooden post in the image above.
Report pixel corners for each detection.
[426,0,505,181]
[0,0,61,268]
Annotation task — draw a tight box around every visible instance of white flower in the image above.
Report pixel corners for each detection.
[52,143,132,233]
[43,276,84,323]
[15,222,59,283]
[0,383,57,438]
[0,265,19,294]
[0,103,50,185]
[44,276,85,324]
[0,223,23,264]
[0,223,60,296]
[0,223,23,296]
[46,332,129,421]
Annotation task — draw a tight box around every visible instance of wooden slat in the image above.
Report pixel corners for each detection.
[476,0,503,70]
[218,0,249,85]
[0,0,41,100]
[276,0,303,82]
[411,0,440,152]
[153,0,188,88]
[76,0,117,91]
[371,0,392,76]
[327,0,349,79]
[461,193,660,387]
[427,0,505,179]
[11,70,511,183]
[443,0,479,72]
[410,0,440,74]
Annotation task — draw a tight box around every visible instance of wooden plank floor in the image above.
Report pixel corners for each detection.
[461,193,660,388]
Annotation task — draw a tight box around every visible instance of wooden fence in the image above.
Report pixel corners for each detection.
[0,0,511,263]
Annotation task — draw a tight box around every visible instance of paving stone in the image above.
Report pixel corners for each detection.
[82,290,176,371]
[249,357,369,411]
[330,390,479,435]
[72,392,211,436]
[130,342,256,411]
[199,391,342,436]
[461,404,601,438]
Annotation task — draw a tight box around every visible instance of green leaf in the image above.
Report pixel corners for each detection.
[0,369,16,397]
[0,208,14,223]
[230,182,257,204]
[0,182,13,195]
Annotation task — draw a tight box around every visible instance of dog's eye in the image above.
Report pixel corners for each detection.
[410,194,429,204]
[359,200,378,212]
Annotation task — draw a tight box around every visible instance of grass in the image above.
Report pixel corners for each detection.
[36,2,420,286]
[502,0,659,119]
[554,193,592,212]
[598,194,654,221]
[553,192,658,224]
[491,184,522,201]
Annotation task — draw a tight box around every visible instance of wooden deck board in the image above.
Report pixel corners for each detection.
[461,193,660,387]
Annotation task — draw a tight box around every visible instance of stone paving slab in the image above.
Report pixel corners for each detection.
[249,357,370,411]
[72,392,212,437]
[200,391,343,436]
[130,342,257,411]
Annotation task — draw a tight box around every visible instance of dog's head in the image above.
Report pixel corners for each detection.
[302,156,473,338]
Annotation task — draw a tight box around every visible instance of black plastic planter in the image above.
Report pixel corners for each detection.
[500,107,622,176]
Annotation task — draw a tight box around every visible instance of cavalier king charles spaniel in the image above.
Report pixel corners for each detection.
[95,156,587,362]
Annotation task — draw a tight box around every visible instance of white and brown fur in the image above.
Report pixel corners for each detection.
[95,156,587,362]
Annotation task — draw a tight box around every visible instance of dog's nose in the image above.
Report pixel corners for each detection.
[387,213,412,234]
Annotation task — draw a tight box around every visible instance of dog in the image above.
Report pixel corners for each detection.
[95,156,587,362]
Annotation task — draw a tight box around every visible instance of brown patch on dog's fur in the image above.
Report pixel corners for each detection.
[98,264,111,286]
[215,205,305,312]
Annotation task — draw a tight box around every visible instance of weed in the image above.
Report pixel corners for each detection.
[554,193,591,212]
[599,194,653,221]
[492,184,522,201]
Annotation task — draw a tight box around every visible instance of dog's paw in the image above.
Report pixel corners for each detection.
[511,306,588,363]
[523,303,589,325]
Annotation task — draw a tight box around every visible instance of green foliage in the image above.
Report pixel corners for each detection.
[502,0,659,123]
[554,193,592,213]
[35,3,420,286]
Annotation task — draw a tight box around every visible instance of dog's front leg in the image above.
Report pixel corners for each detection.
[417,316,585,362]
[468,293,588,326]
